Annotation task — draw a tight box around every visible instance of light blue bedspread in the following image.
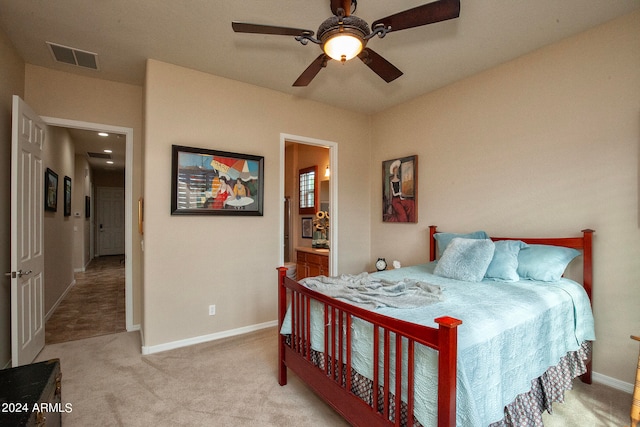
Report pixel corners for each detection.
[280,262,595,426]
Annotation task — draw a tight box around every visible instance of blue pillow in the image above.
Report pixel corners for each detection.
[485,240,528,282]
[434,231,489,258]
[517,244,580,282]
[434,238,495,282]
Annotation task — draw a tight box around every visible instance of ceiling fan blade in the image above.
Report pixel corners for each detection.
[293,54,328,87]
[232,22,313,37]
[371,0,460,33]
[357,48,403,83]
[330,0,351,16]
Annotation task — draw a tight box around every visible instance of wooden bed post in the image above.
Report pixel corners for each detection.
[435,316,462,427]
[429,225,438,262]
[580,229,594,385]
[581,229,594,304]
[277,266,288,386]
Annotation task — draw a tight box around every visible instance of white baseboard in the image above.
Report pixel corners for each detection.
[141,320,278,355]
[45,279,76,321]
[593,371,634,394]
[74,257,92,273]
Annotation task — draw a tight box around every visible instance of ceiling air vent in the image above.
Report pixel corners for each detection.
[87,152,112,159]
[46,42,99,70]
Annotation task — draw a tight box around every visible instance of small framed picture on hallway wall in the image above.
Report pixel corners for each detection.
[44,168,58,212]
[64,176,71,217]
[382,155,418,223]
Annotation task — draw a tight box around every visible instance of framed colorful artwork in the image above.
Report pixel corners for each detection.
[171,145,264,216]
[44,168,58,212]
[382,155,418,223]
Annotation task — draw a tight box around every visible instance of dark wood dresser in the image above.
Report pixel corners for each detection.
[296,248,329,280]
[0,359,62,426]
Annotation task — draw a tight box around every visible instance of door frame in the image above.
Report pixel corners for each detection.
[279,133,338,275]
[41,116,136,332]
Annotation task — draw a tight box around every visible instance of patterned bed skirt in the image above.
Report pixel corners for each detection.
[286,337,591,427]
[492,340,592,427]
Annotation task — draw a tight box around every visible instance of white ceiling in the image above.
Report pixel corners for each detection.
[63,128,126,172]
[1,0,638,117]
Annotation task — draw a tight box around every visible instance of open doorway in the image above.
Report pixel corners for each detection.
[41,117,135,339]
[279,133,338,277]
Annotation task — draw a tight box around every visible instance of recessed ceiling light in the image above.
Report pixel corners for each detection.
[104,149,112,153]
[98,132,109,137]
[106,161,114,165]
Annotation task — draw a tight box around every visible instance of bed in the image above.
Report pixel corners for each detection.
[277,226,595,426]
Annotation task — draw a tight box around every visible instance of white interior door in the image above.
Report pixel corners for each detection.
[10,95,46,366]
[97,186,125,256]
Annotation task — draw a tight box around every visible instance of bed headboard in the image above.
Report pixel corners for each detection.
[428,225,595,303]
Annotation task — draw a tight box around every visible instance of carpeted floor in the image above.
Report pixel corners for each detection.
[45,255,126,344]
[33,328,631,427]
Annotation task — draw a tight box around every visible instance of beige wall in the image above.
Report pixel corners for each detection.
[143,59,371,348]
[73,154,92,271]
[93,169,125,188]
[370,11,640,384]
[0,27,25,367]
[43,127,76,312]
[24,65,144,326]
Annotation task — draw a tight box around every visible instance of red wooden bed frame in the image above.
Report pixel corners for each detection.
[277,226,594,427]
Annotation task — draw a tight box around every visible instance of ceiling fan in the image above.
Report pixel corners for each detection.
[232,0,460,86]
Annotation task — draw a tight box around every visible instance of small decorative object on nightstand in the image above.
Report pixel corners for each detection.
[375,258,387,271]
[630,335,640,427]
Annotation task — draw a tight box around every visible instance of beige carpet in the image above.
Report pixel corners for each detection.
[35,328,631,426]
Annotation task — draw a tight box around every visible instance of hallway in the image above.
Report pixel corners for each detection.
[45,256,126,344]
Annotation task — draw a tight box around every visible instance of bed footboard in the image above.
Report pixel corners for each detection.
[277,267,462,427]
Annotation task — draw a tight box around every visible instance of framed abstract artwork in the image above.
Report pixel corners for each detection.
[44,168,58,212]
[171,145,264,216]
[382,155,418,223]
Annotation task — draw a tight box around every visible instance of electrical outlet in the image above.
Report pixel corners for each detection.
[209,305,216,316]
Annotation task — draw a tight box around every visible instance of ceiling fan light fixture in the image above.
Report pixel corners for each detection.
[323,32,363,62]
[318,15,370,63]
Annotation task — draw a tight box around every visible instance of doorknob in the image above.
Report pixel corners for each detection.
[4,270,32,279]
